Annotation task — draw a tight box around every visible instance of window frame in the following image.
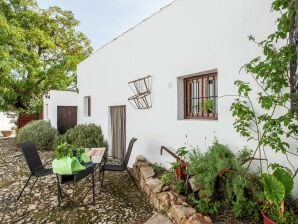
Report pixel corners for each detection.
[83,96,91,117]
[183,72,218,120]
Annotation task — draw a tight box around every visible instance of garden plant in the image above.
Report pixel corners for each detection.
[55,124,108,149]
[230,0,298,222]
[16,120,57,151]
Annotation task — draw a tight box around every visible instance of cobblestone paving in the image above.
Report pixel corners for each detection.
[0,138,153,224]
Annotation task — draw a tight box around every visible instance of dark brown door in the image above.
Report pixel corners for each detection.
[110,106,126,161]
[57,106,77,134]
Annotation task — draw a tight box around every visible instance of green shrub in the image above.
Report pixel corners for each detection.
[175,180,185,194]
[187,141,263,221]
[56,124,108,148]
[151,163,167,177]
[16,120,57,151]
[161,172,175,185]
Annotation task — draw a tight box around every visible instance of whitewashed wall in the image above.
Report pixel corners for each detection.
[77,0,278,164]
[0,112,14,133]
[47,0,298,196]
[43,90,78,128]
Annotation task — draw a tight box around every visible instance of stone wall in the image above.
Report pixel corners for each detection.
[133,155,212,224]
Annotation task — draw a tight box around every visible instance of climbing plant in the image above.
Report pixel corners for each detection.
[230,0,298,174]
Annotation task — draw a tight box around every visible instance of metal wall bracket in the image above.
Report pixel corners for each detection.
[128,76,152,109]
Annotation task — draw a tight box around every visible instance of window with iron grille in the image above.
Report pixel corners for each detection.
[184,72,218,119]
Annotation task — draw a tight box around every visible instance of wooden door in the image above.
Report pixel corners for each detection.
[57,106,77,134]
[110,106,126,161]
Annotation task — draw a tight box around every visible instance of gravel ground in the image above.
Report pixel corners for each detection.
[0,138,153,224]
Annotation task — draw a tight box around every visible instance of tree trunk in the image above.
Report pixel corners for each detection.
[290,1,298,118]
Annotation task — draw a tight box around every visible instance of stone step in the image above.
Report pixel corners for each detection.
[144,213,173,224]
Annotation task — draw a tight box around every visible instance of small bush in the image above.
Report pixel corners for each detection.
[187,141,263,221]
[16,120,57,151]
[56,124,108,148]
[161,172,175,185]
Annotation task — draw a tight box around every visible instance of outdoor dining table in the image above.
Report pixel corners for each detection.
[55,148,106,208]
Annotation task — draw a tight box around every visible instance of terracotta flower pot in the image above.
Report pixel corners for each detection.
[261,211,276,224]
[175,161,187,181]
[1,130,13,137]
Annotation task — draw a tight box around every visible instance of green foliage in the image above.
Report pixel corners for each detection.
[230,0,298,164]
[161,172,175,185]
[230,2,298,221]
[0,0,93,113]
[170,161,180,170]
[261,167,295,223]
[55,142,74,159]
[55,142,87,166]
[262,173,285,204]
[187,141,263,221]
[272,167,294,196]
[188,194,220,215]
[55,124,108,148]
[151,163,167,177]
[187,142,235,197]
[265,204,298,224]
[16,120,57,150]
[175,180,185,194]
[176,146,188,159]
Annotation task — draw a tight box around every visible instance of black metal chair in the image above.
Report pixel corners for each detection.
[17,142,53,201]
[100,138,137,189]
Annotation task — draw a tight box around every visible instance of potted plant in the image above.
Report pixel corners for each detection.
[261,166,296,224]
[55,142,74,159]
[53,142,86,175]
[174,147,188,181]
[1,130,13,137]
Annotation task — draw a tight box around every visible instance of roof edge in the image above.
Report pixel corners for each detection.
[79,0,178,65]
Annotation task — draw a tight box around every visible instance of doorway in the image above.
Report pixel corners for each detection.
[110,105,126,161]
[57,106,77,134]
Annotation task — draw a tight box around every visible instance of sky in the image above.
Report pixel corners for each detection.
[37,0,174,50]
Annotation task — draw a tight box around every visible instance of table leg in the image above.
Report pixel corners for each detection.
[92,172,95,205]
[56,175,61,209]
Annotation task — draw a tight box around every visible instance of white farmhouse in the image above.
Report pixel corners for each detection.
[44,0,298,195]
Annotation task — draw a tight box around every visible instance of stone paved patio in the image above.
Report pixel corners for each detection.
[0,138,153,224]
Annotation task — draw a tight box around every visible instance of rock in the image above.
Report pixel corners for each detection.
[133,155,150,179]
[168,205,196,224]
[146,178,164,193]
[162,185,170,192]
[38,204,46,210]
[181,213,212,224]
[140,166,155,179]
[189,176,200,192]
[90,216,97,222]
[149,191,176,212]
[34,192,41,197]
[144,213,173,224]
[67,189,73,194]
[28,204,37,211]
[135,155,147,162]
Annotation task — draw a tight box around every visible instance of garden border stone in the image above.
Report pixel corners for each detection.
[134,155,212,224]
